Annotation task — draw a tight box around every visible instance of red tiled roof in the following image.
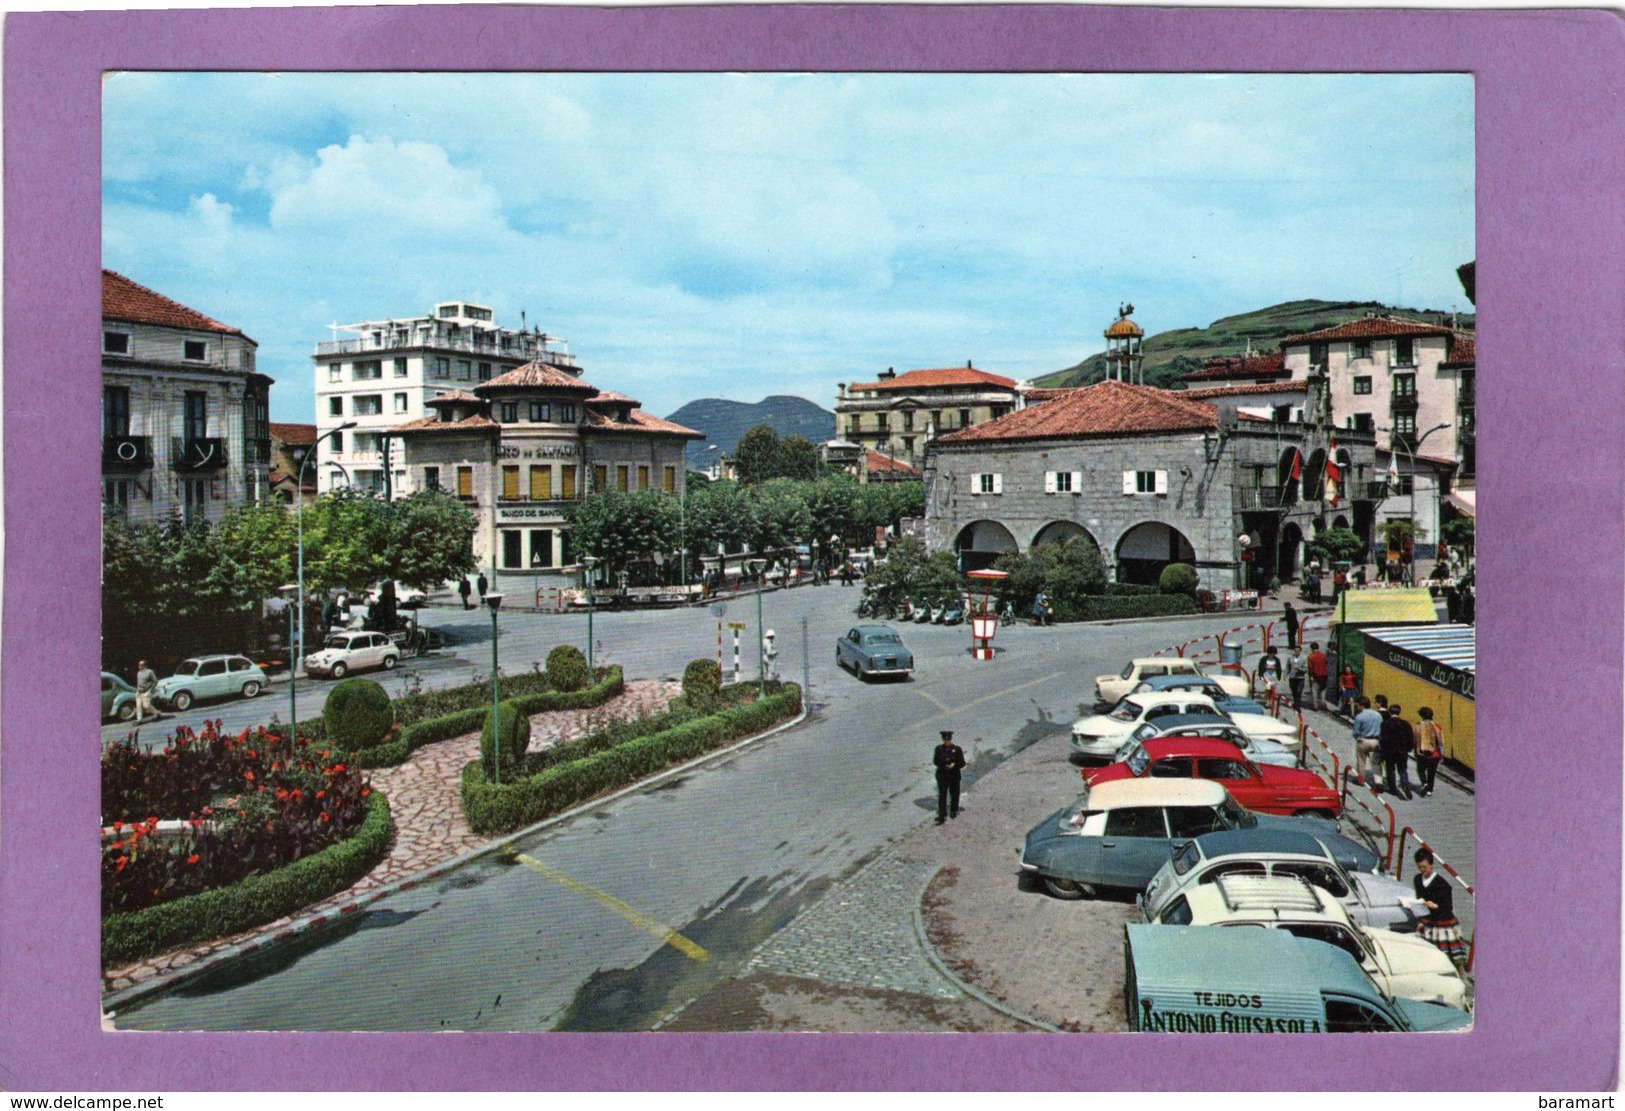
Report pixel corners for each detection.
[1441,334,1476,366]
[268,422,317,445]
[1281,316,1452,345]
[426,390,481,405]
[866,450,920,475]
[583,409,702,438]
[847,366,1020,393]
[102,269,245,336]
[1183,351,1287,381]
[934,380,1220,445]
[1021,387,1083,403]
[390,415,500,435]
[478,360,597,393]
[586,390,640,406]
[1182,382,1306,400]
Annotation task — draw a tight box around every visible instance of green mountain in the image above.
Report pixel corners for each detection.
[1035,299,1475,390]
[667,395,835,470]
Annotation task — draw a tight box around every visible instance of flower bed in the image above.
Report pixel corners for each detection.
[461,682,802,834]
[101,722,389,966]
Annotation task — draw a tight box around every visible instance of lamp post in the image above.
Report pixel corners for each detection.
[582,555,600,670]
[749,558,766,696]
[486,593,504,783]
[296,421,357,710]
[278,583,298,731]
[1381,421,1450,583]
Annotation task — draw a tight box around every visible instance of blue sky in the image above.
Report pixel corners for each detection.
[103,72,1474,423]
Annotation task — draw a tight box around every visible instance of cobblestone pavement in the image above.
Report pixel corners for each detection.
[742,855,958,999]
[102,679,680,995]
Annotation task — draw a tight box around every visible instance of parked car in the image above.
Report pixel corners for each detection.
[1140,828,1425,934]
[152,655,270,711]
[1072,691,1300,763]
[1017,778,1379,901]
[1146,874,1469,1011]
[1086,737,1341,819]
[101,671,137,722]
[1093,657,1248,710]
[1119,713,1298,768]
[1130,674,1275,718]
[835,624,914,681]
[1124,924,1470,1033]
[303,630,401,679]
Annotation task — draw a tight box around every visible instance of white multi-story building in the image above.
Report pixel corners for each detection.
[312,301,579,496]
[102,269,271,526]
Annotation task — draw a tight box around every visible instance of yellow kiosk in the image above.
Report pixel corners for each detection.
[1357,623,1476,771]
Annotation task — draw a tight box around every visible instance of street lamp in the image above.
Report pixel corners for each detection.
[748,558,766,696]
[486,593,504,784]
[277,583,298,731]
[296,421,357,709]
[1380,421,1451,583]
[582,555,600,670]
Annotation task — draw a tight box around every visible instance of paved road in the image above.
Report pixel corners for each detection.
[109,594,1475,1030]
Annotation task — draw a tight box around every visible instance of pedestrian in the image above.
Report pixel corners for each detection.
[1413,848,1469,972]
[134,659,158,723]
[1030,590,1051,626]
[1351,696,1383,786]
[1303,568,1320,604]
[841,561,854,587]
[1267,572,1281,599]
[458,577,472,610]
[1333,569,1347,596]
[1285,644,1307,712]
[477,571,488,602]
[1354,565,1368,587]
[1254,646,1282,702]
[1413,706,1444,797]
[1379,702,1415,800]
[1282,601,1299,650]
[1337,665,1357,717]
[1305,641,1328,711]
[933,729,966,824]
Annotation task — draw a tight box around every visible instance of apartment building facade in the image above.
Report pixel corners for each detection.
[101,269,271,526]
[834,364,1021,473]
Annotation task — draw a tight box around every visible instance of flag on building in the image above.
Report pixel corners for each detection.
[1386,451,1400,488]
[1324,438,1341,507]
[1281,448,1302,495]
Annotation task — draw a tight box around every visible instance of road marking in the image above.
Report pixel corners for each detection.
[910,686,954,715]
[915,670,1069,726]
[513,853,710,963]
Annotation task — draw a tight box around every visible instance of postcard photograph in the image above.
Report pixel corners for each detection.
[94,70,1480,1035]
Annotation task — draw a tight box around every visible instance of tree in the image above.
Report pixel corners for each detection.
[777,435,821,482]
[733,425,784,485]
[386,489,479,591]
[747,482,813,552]
[1305,526,1366,567]
[564,489,679,575]
[217,501,298,601]
[853,481,924,537]
[296,489,393,596]
[682,480,757,568]
[994,538,1108,618]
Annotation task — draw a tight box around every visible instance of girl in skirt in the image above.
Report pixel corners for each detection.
[1414,847,1469,970]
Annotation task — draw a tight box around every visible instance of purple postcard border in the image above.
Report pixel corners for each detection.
[3,4,1620,1092]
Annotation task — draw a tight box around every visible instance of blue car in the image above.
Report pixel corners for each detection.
[836,624,914,681]
[101,672,137,722]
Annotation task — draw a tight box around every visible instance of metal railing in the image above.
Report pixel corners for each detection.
[170,437,229,472]
[1233,487,1293,511]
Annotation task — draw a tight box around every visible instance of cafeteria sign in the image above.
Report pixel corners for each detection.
[1363,637,1475,700]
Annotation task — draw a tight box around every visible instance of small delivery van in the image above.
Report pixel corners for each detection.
[1123,924,1471,1033]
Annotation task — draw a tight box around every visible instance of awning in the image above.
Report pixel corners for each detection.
[1328,587,1440,626]
[1445,489,1476,517]
[1361,623,1475,675]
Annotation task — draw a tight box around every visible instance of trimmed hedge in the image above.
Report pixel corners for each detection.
[392,669,555,727]
[102,789,392,969]
[462,683,802,835]
[545,645,590,692]
[1103,582,1160,597]
[323,679,393,749]
[1064,594,1199,621]
[336,667,624,770]
[481,702,531,780]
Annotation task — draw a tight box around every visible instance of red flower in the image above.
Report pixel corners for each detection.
[244,771,255,782]
[319,812,330,822]
[186,854,199,865]
[315,790,325,800]
[330,763,346,774]
[112,820,125,832]
[115,856,128,872]
[360,787,371,798]
[246,750,257,761]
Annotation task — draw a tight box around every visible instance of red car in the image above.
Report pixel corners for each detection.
[1084,736,1341,819]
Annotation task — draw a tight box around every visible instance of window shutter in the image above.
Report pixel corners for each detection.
[1123,470,1136,495]
[1154,470,1168,495]
[1071,471,1083,493]
[992,473,1003,495]
[970,473,983,493]
[1044,471,1057,494]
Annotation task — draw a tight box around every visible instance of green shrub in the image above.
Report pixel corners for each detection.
[480,702,532,781]
[1157,562,1201,597]
[1071,594,1199,621]
[323,679,394,749]
[546,644,590,692]
[462,684,802,834]
[391,668,553,727]
[1104,582,1160,597]
[681,658,723,710]
[102,790,391,969]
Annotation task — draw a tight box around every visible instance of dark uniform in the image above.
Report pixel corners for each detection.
[933,730,966,823]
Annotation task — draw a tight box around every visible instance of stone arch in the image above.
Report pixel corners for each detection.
[1031,520,1101,555]
[1279,521,1304,581]
[1303,448,1328,501]
[1114,521,1197,586]
[1276,448,1302,504]
[954,519,1019,572]
[1332,514,1350,531]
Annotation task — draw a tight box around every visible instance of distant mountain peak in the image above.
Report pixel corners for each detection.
[666,396,836,468]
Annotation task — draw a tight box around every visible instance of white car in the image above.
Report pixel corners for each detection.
[303,630,400,679]
[1149,874,1469,1011]
[1117,714,1299,768]
[1072,691,1301,762]
[1093,657,1248,710]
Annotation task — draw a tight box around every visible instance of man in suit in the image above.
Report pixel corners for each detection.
[933,730,967,824]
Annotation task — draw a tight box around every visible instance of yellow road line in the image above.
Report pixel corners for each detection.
[910,686,954,715]
[916,670,1070,727]
[514,853,709,963]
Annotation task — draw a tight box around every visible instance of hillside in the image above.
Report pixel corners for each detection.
[667,395,836,470]
[1036,299,1475,390]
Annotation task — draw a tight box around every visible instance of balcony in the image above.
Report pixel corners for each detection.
[1358,480,1392,501]
[103,435,153,471]
[316,329,578,368]
[1389,393,1419,413]
[171,437,229,472]
[1234,487,1293,511]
